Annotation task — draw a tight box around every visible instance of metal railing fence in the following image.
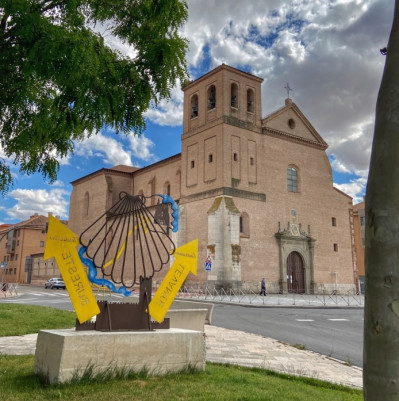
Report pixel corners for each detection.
[0,282,18,297]
[176,286,364,307]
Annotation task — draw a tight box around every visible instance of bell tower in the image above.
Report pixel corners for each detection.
[179,65,265,290]
[180,64,264,201]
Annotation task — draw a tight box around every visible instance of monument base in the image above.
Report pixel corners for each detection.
[34,328,205,384]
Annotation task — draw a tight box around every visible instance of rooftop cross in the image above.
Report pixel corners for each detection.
[284,82,293,98]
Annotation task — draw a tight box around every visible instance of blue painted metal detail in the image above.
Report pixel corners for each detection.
[158,194,179,232]
[78,246,132,297]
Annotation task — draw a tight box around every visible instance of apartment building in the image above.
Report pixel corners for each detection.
[0,214,62,284]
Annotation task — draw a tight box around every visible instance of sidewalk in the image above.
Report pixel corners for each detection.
[0,325,362,390]
[205,325,362,389]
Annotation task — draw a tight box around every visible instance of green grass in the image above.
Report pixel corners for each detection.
[0,304,363,400]
[0,304,76,336]
[0,356,362,401]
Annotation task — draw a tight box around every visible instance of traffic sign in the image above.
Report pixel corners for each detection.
[205,256,212,271]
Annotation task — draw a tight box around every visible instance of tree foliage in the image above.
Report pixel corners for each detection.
[364,1,399,399]
[0,0,188,194]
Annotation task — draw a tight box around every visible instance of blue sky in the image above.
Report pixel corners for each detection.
[0,0,394,224]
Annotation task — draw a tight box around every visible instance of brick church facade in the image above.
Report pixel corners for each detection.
[68,65,357,294]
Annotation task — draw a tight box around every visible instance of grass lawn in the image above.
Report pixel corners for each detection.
[0,356,362,401]
[0,304,76,336]
[0,304,363,400]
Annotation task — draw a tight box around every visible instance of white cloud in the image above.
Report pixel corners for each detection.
[128,134,157,162]
[50,180,65,188]
[0,145,8,161]
[74,131,133,166]
[144,84,184,127]
[6,188,70,221]
[334,177,367,204]
[73,129,157,167]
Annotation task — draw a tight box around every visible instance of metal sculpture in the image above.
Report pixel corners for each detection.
[76,192,178,331]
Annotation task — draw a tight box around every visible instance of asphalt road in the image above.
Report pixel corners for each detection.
[211,303,364,367]
[2,285,364,367]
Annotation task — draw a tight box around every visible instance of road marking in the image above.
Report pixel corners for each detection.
[295,318,350,322]
[0,298,40,303]
[28,292,69,297]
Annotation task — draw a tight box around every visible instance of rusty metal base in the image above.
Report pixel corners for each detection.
[75,277,169,331]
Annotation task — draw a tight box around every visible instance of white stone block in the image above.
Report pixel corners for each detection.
[34,328,205,384]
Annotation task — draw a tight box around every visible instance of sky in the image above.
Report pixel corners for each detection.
[0,0,395,224]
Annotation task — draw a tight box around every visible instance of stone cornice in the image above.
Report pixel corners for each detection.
[262,127,328,150]
[182,115,261,139]
[182,64,263,92]
[180,186,266,204]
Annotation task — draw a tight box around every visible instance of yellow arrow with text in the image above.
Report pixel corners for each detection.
[149,239,198,323]
[44,215,100,324]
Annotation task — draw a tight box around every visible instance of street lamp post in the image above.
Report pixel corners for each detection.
[1,261,7,289]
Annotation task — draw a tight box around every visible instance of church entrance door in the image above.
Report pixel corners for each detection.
[287,251,305,293]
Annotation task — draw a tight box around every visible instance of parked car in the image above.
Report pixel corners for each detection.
[45,278,66,290]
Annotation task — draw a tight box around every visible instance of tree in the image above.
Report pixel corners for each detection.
[364,1,399,399]
[0,0,188,195]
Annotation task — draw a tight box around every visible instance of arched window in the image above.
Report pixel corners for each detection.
[240,212,250,237]
[164,181,171,196]
[84,191,89,216]
[231,83,238,108]
[207,85,216,110]
[191,94,198,118]
[287,167,298,192]
[247,89,254,113]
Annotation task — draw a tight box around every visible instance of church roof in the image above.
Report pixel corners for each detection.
[261,98,328,150]
[70,154,181,186]
[110,165,139,173]
[182,64,263,91]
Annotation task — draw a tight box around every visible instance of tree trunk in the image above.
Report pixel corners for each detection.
[364,2,399,399]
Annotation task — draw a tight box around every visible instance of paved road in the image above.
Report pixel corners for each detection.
[2,285,364,367]
[211,303,363,367]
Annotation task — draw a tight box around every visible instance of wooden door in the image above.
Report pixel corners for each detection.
[287,251,305,293]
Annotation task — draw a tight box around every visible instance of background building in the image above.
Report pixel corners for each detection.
[69,65,356,294]
[0,214,62,285]
[353,199,365,293]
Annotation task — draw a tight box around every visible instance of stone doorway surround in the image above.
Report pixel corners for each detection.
[275,222,316,294]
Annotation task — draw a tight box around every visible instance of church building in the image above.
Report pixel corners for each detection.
[68,64,357,294]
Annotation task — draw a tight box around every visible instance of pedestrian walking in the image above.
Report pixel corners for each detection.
[260,278,266,296]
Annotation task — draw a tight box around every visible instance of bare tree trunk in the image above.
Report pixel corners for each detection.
[364,2,399,399]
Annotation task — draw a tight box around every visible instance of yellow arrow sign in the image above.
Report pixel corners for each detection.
[149,239,198,323]
[44,215,100,323]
